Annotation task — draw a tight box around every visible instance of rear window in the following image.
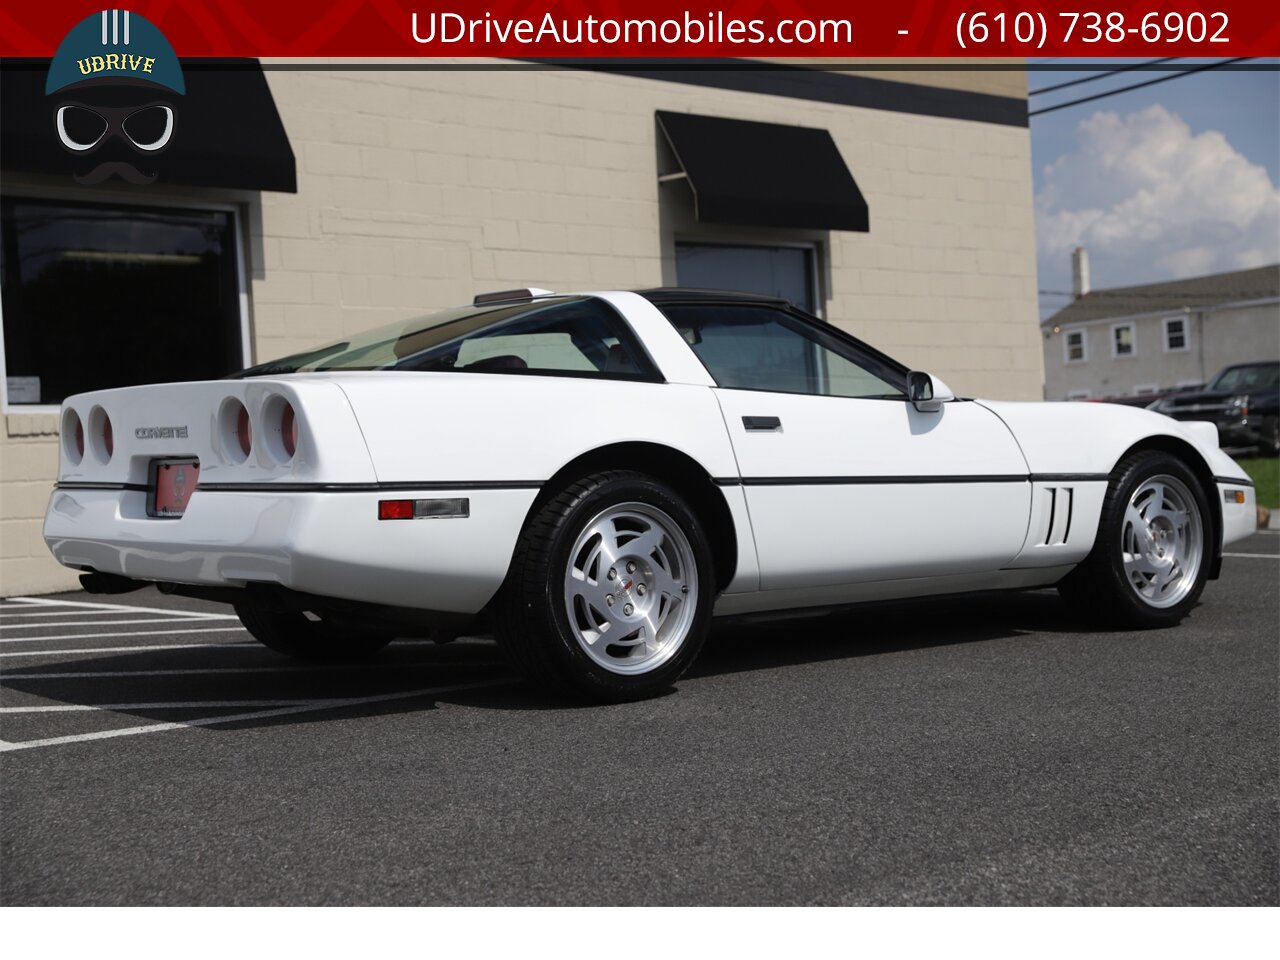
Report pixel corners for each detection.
[239,296,661,382]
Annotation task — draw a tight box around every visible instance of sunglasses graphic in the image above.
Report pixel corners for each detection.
[55,102,175,153]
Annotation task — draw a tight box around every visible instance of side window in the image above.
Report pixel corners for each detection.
[456,332,597,372]
[399,298,659,381]
[659,304,905,399]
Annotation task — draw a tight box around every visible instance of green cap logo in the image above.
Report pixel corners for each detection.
[46,10,184,95]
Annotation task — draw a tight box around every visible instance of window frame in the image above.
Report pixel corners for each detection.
[653,296,911,401]
[1163,316,1190,353]
[1063,329,1088,364]
[0,189,250,415]
[1111,322,1136,359]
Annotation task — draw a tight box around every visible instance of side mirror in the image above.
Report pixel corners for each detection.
[907,371,951,413]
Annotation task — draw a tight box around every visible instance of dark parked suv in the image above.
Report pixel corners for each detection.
[1154,360,1280,455]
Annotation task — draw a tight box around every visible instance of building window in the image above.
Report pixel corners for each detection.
[1164,316,1189,352]
[675,243,817,314]
[1064,330,1087,363]
[1112,323,1135,358]
[1,196,244,409]
[1066,389,1092,401]
[1133,383,1160,396]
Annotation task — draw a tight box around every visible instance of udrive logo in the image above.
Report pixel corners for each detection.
[45,10,185,185]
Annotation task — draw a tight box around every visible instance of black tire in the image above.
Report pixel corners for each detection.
[1057,451,1212,628]
[234,601,394,662]
[494,470,715,702]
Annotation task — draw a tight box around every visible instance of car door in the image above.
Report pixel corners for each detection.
[660,302,1032,591]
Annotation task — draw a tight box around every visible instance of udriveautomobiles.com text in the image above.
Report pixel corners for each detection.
[411,11,854,46]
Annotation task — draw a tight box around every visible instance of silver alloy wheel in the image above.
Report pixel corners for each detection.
[1119,473,1203,609]
[562,501,699,675]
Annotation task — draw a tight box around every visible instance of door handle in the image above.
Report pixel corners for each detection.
[742,416,782,431]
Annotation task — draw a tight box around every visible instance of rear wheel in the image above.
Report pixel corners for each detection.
[234,601,394,662]
[1058,451,1210,627]
[494,470,714,702]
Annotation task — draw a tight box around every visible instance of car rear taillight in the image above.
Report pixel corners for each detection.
[217,398,252,464]
[237,405,253,457]
[281,402,298,458]
[64,408,85,465]
[87,406,113,463]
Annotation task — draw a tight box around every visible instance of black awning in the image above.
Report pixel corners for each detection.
[1,59,295,193]
[656,110,868,232]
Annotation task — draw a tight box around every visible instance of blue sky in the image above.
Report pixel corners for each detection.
[1029,60,1279,320]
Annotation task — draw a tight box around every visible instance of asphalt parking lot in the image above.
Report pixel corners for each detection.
[2,532,1277,906]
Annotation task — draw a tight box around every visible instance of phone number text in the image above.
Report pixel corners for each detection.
[955,11,1229,49]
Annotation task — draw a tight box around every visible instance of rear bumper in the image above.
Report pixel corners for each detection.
[43,485,538,614]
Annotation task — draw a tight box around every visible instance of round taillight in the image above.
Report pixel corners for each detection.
[62,408,85,466]
[236,405,252,457]
[87,406,113,463]
[281,403,298,458]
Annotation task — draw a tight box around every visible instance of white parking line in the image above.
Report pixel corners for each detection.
[0,679,513,752]
[6,597,240,619]
[0,627,247,645]
[1,617,235,631]
[0,642,255,658]
[0,700,329,713]
[0,609,176,618]
[0,657,498,679]
[1222,552,1280,559]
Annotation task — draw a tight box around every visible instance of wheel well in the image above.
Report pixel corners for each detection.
[1116,435,1223,576]
[528,442,739,593]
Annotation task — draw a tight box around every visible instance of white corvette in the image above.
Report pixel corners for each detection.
[46,288,1257,700]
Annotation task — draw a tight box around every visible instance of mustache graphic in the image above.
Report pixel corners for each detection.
[74,161,157,185]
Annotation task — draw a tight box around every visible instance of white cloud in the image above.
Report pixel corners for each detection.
[1037,105,1280,293]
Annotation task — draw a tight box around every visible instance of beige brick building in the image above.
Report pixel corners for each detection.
[1,61,1042,595]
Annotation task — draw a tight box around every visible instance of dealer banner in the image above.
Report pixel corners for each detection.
[1,1,1278,58]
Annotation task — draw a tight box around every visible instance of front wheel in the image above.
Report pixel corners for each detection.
[234,601,394,662]
[494,470,714,702]
[1058,451,1211,627]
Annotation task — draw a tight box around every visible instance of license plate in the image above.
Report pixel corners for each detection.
[148,459,200,518]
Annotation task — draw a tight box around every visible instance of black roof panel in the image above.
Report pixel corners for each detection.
[635,287,792,306]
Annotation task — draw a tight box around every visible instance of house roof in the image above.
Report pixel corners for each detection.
[1042,263,1280,327]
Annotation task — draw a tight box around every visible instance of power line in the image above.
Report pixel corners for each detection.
[1028,58,1180,96]
[1028,58,1251,116]
[1038,288,1279,299]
